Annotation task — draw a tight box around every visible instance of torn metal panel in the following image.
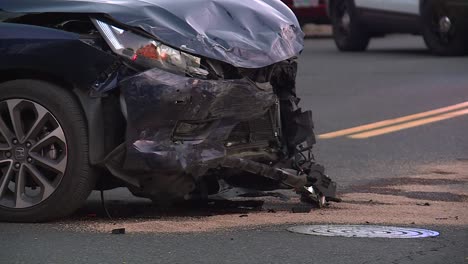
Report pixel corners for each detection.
[0,0,304,68]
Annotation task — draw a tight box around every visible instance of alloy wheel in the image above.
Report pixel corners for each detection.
[336,1,351,35]
[0,99,67,209]
[429,2,454,45]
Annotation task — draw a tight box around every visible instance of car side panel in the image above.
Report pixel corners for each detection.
[352,0,421,34]
[355,0,418,14]
[380,0,419,15]
[357,8,421,34]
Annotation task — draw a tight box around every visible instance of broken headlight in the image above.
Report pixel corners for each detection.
[92,19,208,77]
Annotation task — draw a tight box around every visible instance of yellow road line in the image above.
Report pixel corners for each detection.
[349,108,468,139]
[318,101,468,139]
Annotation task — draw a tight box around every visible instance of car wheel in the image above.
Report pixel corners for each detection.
[0,79,95,222]
[330,0,370,51]
[421,0,468,56]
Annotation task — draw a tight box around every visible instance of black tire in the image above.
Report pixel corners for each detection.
[421,0,468,56]
[330,0,370,51]
[0,79,95,222]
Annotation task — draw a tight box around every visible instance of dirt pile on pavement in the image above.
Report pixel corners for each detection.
[62,160,468,233]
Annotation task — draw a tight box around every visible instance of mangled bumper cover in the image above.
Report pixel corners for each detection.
[117,66,337,201]
[120,68,277,176]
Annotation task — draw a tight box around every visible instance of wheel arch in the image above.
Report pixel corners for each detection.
[0,68,119,166]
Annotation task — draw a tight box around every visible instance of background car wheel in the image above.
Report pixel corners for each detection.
[421,0,468,56]
[0,79,95,222]
[330,0,370,51]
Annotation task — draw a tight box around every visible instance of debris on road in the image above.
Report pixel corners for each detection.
[111,228,126,235]
[291,207,312,213]
[416,202,431,206]
[435,216,459,220]
[56,161,467,234]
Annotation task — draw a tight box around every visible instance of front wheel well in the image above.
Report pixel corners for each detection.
[0,69,125,166]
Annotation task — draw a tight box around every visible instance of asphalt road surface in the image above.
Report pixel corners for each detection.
[1,35,467,264]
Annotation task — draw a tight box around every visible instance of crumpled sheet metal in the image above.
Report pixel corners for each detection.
[120,67,277,176]
[0,0,304,68]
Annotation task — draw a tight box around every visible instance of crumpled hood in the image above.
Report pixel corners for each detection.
[0,0,304,68]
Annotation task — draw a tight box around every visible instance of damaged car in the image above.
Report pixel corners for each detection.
[0,0,337,222]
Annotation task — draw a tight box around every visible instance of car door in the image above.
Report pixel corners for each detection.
[380,0,419,15]
[354,0,420,34]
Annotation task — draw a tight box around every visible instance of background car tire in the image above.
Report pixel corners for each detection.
[421,0,468,56]
[0,79,95,222]
[330,0,370,51]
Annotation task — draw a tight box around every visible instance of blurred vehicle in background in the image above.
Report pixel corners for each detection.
[282,0,330,26]
[327,0,468,56]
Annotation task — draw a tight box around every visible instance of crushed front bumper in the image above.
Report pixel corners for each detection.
[110,61,337,203]
[120,67,277,175]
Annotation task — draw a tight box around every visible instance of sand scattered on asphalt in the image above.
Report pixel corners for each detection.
[61,160,468,233]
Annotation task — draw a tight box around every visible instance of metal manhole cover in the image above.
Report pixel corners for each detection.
[287,225,439,238]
